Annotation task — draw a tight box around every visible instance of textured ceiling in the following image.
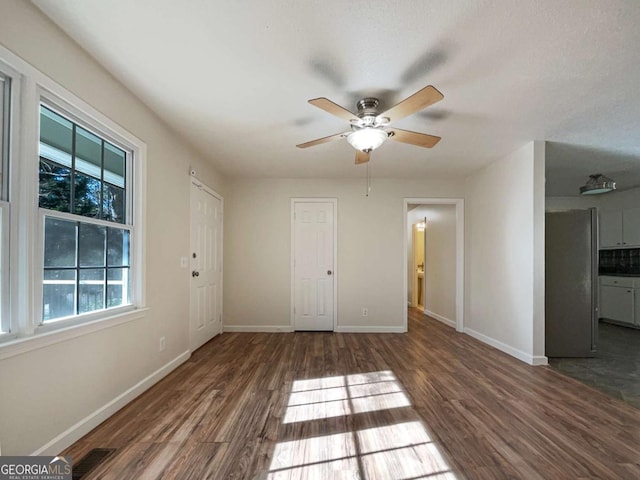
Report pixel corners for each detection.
[31,0,640,194]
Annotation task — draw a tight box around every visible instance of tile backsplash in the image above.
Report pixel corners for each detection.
[599,248,640,275]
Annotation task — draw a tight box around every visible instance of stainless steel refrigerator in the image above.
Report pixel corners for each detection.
[545,208,598,357]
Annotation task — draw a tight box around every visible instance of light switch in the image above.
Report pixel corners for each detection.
[180,257,188,268]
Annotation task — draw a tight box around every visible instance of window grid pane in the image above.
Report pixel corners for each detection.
[79,268,105,314]
[43,215,131,323]
[43,269,76,321]
[39,105,128,225]
[39,158,72,212]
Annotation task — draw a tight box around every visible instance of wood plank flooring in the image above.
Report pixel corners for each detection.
[63,309,640,479]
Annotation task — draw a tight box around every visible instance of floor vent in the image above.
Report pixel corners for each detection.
[72,448,116,480]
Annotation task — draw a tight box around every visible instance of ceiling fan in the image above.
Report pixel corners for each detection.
[296,85,444,164]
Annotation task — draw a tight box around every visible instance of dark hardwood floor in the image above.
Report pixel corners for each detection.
[64,309,640,479]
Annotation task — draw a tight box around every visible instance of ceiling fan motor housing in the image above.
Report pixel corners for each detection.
[356,98,381,125]
[356,97,380,115]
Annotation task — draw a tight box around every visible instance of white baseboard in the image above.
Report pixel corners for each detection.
[334,326,405,333]
[32,350,191,456]
[463,328,547,366]
[223,325,405,333]
[423,309,456,329]
[531,355,549,366]
[223,325,294,333]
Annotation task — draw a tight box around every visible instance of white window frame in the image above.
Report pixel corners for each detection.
[0,58,21,341]
[0,44,147,351]
[0,70,10,199]
[36,96,136,331]
[0,202,9,336]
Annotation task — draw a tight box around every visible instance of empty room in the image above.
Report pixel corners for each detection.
[1,1,639,479]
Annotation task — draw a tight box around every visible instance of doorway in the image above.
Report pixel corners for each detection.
[291,198,337,331]
[411,220,426,311]
[190,178,223,351]
[403,198,464,332]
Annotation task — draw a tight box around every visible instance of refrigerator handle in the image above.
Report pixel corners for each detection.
[590,207,598,352]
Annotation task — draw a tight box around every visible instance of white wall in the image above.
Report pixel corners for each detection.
[465,141,546,365]
[0,1,225,455]
[596,185,640,211]
[532,141,545,359]
[224,178,465,331]
[546,195,599,211]
[407,205,457,325]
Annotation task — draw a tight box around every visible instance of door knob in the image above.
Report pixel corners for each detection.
[192,270,200,277]
[327,270,332,275]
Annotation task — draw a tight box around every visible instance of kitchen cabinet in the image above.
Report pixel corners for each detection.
[623,208,640,245]
[599,276,635,326]
[599,211,623,247]
[600,208,640,247]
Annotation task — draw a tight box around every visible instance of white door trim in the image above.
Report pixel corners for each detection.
[291,198,338,331]
[189,175,224,349]
[403,198,464,333]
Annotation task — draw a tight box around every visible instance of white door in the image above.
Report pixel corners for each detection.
[190,181,222,351]
[293,201,335,331]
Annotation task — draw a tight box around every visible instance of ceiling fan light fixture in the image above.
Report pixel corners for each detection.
[580,173,616,195]
[347,127,388,152]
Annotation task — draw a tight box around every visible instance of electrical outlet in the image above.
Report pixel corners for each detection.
[362,308,368,317]
[159,336,166,352]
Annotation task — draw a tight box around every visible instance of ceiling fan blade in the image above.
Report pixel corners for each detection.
[389,128,441,148]
[379,85,444,123]
[308,97,358,122]
[296,131,348,148]
[355,150,370,164]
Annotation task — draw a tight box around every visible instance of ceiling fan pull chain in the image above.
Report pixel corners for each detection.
[366,162,371,197]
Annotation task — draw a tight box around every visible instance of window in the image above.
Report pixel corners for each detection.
[0,45,145,346]
[39,104,133,323]
[0,71,11,334]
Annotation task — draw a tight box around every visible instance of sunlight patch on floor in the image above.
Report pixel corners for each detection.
[358,422,451,479]
[270,371,458,479]
[291,374,347,393]
[270,432,356,470]
[284,371,410,424]
[283,398,351,424]
[351,391,411,414]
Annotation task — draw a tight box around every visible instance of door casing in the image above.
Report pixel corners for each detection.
[403,198,464,333]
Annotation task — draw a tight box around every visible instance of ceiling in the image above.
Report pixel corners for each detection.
[31,0,640,194]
